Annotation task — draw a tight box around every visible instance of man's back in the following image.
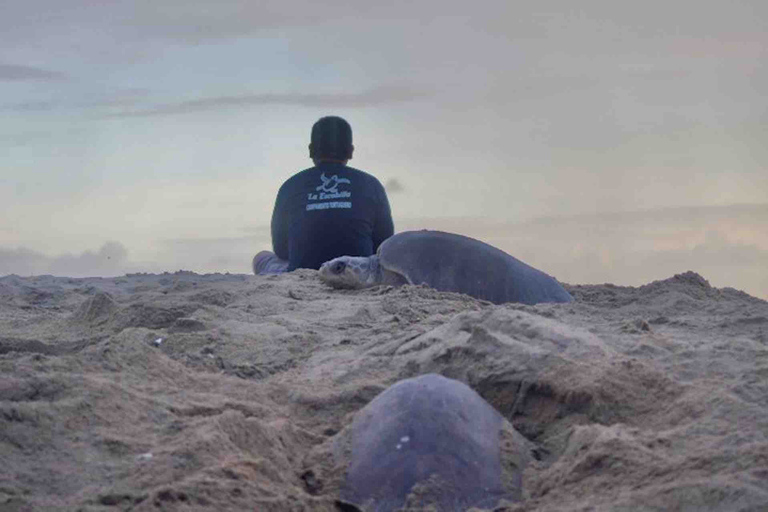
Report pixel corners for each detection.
[271,161,394,271]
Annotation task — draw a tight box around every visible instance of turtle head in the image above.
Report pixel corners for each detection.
[319,256,378,289]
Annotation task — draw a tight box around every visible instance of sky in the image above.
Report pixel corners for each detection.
[1,0,767,299]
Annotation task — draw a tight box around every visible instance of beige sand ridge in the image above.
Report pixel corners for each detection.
[1,270,767,511]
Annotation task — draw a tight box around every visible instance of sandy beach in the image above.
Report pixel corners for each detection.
[1,269,767,511]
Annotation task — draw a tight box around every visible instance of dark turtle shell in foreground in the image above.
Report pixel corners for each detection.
[335,374,529,512]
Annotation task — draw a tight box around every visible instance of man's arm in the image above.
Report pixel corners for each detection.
[270,186,289,260]
[372,183,395,250]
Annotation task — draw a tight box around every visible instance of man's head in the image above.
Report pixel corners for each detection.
[309,116,354,164]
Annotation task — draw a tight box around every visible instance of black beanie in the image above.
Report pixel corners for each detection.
[310,116,353,160]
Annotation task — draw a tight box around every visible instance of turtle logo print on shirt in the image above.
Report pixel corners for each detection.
[315,173,351,193]
[307,173,352,211]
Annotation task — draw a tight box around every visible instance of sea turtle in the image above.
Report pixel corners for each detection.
[334,374,528,512]
[318,230,573,305]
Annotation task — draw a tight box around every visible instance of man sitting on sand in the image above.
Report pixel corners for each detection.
[253,116,395,274]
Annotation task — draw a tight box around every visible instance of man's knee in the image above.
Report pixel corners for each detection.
[253,251,289,275]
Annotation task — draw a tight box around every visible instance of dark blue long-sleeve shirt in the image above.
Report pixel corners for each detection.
[270,162,394,271]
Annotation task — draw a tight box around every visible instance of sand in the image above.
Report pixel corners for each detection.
[1,269,767,511]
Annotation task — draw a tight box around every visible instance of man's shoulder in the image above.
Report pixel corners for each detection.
[289,166,319,181]
[340,166,385,188]
[278,166,317,191]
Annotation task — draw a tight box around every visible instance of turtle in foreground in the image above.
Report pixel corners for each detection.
[318,230,573,305]
[334,373,529,512]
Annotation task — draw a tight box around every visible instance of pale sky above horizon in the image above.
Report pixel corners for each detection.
[2,0,767,298]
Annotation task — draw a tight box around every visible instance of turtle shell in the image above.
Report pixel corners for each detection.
[336,374,526,511]
[377,230,572,305]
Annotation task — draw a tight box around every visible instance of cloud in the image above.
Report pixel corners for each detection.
[0,64,66,81]
[0,247,49,276]
[1,204,766,300]
[521,203,768,231]
[63,1,474,42]
[79,88,152,108]
[0,1,451,51]
[0,242,130,278]
[49,242,129,277]
[385,178,405,194]
[549,228,768,300]
[2,100,58,113]
[3,88,153,114]
[106,86,431,118]
[396,203,768,300]
[155,235,266,274]
[0,131,59,147]
[0,236,265,278]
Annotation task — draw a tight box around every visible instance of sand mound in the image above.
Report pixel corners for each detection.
[1,270,767,511]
